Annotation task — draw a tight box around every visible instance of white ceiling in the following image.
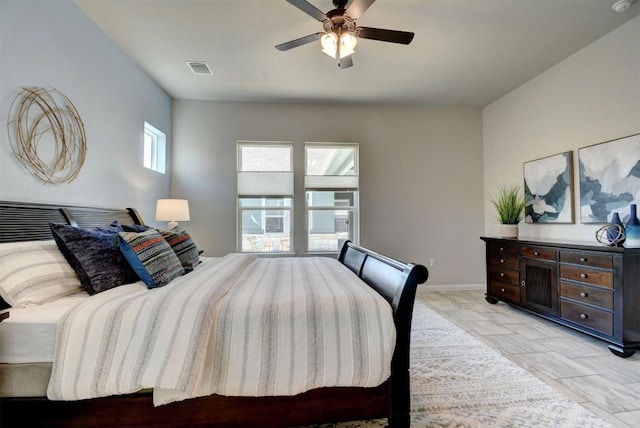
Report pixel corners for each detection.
[75,0,639,107]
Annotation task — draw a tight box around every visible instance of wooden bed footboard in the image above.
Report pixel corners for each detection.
[339,241,429,427]
[0,201,428,427]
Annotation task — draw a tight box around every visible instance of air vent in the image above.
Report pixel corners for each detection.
[186,61,212,75]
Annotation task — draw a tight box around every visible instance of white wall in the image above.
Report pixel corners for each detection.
[483,16,640,241]
[172,101,484,285]
[0,0,172,222]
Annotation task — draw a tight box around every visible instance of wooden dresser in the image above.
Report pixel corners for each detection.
[481,237,640,358]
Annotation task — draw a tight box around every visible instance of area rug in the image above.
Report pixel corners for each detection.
[320,301,612,428]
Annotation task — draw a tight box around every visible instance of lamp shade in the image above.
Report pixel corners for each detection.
[339,32,357,57]
[156,199,190,228]
[321,32,338,58]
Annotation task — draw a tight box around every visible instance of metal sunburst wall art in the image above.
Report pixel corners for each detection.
[6,87,86,185]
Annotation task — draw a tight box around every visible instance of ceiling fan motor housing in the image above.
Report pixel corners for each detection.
[323,9,356,33]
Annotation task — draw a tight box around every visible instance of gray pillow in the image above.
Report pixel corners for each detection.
[50,223,139,295]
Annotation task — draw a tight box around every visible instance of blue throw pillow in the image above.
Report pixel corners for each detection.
[122,224,153,232]
[110,220,153,233]
[50,223,139,295]
[118,230,185,288]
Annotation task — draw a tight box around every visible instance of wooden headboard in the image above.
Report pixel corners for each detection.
[0,201,144,310]
[0,201,144,243]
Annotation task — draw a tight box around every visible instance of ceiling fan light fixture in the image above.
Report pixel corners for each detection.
[321,32,339,58]
[339,32,357,58]
[321,31,357,59]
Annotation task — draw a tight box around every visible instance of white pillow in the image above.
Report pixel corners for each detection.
[0,240,83,307]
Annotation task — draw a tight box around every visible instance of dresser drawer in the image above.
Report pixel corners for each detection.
[488,242,519,256]
[489,253,519,270]
[559,251,613,270]
[561,300,613,336]
[489,281,520,303]
[560,265,613,288]
[489,265,519,286]
[522,246,556,262]
[560,281,613,310]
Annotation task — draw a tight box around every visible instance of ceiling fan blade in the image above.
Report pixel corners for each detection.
[355,27,415,44]
[286,0,327,21]
[345,0,376,20]
[276,32,323,51]
[338,55,353,69]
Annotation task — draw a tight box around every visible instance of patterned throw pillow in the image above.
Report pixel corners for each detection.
[159,227,201,272]
[0,240,83,307]
[117,230,185,288]
[50,223,139,295]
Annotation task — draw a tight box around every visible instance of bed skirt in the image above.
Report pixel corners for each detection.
[0,363,51,397]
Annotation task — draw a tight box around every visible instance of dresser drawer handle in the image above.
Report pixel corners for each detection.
[501,288,505,293]
[580,273,588,279]
[500,247,504,251]
[580,292,588,298]
[579,257,587,263]
[520,280,525,287]
[580,313,589,320]
[500,272,505,277]
[500,258,505,263]
[533,251,540,256]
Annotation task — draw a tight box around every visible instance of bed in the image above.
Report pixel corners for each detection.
[0,200,428,428]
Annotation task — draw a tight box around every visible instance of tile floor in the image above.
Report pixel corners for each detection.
[416,288,640,428]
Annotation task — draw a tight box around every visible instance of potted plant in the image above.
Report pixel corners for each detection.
[489,184,527,238]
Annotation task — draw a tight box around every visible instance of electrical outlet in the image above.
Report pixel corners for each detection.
[429,259,436,267]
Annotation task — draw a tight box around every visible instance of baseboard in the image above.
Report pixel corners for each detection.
[419,283,485,291]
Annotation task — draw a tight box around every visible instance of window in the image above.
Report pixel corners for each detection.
[143,122,166,174]
[237,142,293,253]
[305,143,359,252]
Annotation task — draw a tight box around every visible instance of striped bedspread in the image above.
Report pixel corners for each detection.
[47,254,396,405]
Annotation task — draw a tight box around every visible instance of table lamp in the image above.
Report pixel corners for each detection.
[155,199,190,230]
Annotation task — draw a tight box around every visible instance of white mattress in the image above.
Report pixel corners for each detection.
[0,292,88,363]
[0,258,217,364]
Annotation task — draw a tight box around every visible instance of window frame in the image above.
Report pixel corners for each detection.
[236,141,294,254]
[143,122,166,174]
[304,143,360,253]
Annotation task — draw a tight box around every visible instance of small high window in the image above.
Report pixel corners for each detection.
[143,122,166,174]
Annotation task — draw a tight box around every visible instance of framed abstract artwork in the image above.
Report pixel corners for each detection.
[579,133,640,223]
[523,151,574,223]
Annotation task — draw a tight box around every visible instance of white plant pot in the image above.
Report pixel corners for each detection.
[500,224,518,238]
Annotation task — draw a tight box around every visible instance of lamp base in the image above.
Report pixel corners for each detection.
[167,221,178,230]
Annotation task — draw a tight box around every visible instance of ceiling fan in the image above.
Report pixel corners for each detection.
[276,0,415,69]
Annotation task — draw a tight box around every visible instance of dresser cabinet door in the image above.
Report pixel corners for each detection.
[520,257,558,316]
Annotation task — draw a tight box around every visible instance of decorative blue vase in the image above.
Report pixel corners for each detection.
[607,212,625,246]
[625,204,640,248]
